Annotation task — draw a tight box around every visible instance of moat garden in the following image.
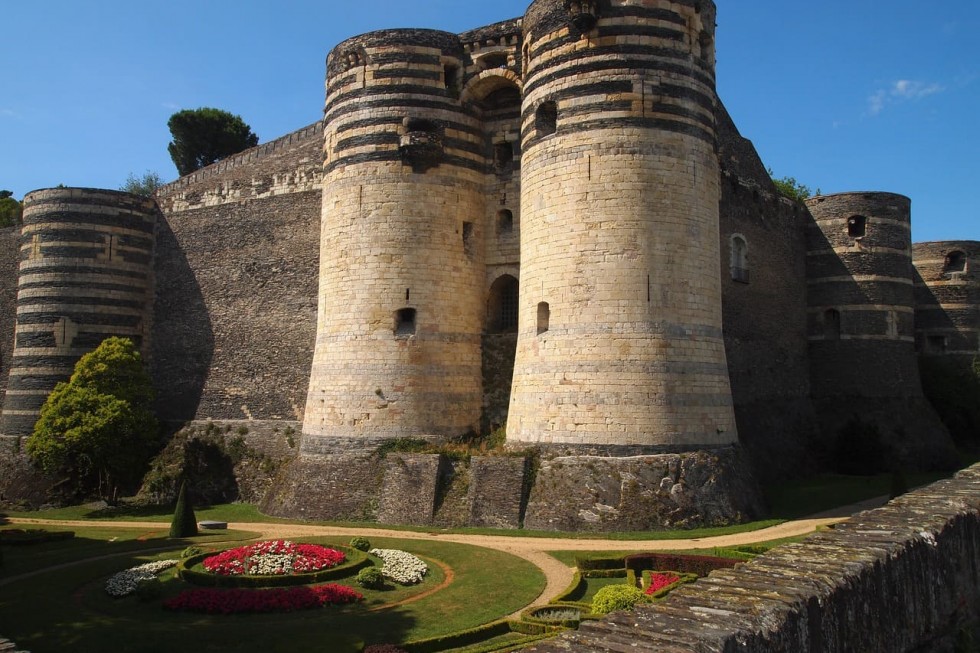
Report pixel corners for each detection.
[0,468,965,653]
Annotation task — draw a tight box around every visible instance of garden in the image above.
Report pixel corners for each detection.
[0,525,547,652]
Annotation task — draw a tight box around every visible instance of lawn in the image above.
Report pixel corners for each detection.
[0,529,545,653]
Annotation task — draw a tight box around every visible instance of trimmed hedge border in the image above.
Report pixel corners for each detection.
[624,552,739,577]
[397,620,564,653]
[580,568,626,579]
[574,554,624,571]
[552,571,586,603]
[177,544,370,588]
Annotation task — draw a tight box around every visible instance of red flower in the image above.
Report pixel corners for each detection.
[644,572,681,596]
[163,584,363,614]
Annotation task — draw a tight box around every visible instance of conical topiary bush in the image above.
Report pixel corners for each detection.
[169,480,198,538]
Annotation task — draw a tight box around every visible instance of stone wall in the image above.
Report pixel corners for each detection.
[467,455,528,528]
[523,463,980,652]
[152,190,320,423]
[715,104,820,482]
[523,447,763,532]
[377,453,443,526]
[0,226,20,412]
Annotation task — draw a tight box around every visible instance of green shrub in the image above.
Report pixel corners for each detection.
[350,536,371,551]
[169,480,198,538]
[523,606,582,629]
[135,578,164,602]
[357,566,384,589]
[180,545,203,558]
[591,584,647,615]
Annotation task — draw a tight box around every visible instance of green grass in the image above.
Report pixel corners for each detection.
[0,529,545,653]
[764,470,955,519]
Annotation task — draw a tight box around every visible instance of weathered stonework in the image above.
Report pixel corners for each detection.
[377,453,443,526]
[0,0,975,530]
[521,463,980,652]
[524,447,762,532]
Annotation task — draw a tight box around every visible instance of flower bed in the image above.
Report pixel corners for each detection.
[369,548,428,585]
[105,560,179,597]
[203,540,345,576]
[643,572,680,595]
[163,584,362,614]
[179,543,369,588]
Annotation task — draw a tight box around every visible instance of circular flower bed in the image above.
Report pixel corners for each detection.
[369,548,428,585]
[203,540,345,576]
[163,584,362,614]
[105,560,179,597]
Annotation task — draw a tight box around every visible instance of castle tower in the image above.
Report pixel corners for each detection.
[804,192,956,467]
[912,241,980,357]
[507,0,738,451]
[301,30,487,448]
[0,188,157,437]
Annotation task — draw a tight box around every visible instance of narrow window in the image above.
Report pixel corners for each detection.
[927,335,948,354]
[394,308,416,337]
[443,64,459,91]
[824,308,841,341]
[462,221,474,256]
[487,275,519,333]
[847,215,866,238]
[497,209,514,235]
[730,235,749,283]
[944,250,966,274]
[537,302,550,335]
[536,101,557,137]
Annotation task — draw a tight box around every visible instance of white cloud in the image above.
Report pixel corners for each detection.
[868,80,945,116]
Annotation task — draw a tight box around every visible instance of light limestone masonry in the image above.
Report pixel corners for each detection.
[302,30,486,444]
[507,0,738,449]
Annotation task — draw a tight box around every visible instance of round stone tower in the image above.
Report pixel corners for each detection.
[0,188,157,436]
[507,0,738,451]
[302,30,486,448]
[804,192,956,468]
[805,192,920,396]
[912,240,979,357]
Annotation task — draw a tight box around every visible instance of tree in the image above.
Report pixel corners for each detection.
[167,108,259,176]
[120,171,164,197]
[169,479,198,538]
[26,337,159,502]
[767,167,819,202]
[0,190,22,228]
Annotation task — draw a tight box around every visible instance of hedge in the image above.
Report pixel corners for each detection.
[177,544,370,588]
[574,554,625,571]
[580,568,626,579]
[551,571,586,603]
[624,553,739,577]
[399,620,565,653]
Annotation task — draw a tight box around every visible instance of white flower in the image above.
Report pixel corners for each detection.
[369,548,428,585]
[105,559,179,597]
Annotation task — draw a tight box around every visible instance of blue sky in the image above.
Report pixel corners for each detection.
[1,1,976,243]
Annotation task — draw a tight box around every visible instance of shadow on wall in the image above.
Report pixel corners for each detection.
[150,213,214,424]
